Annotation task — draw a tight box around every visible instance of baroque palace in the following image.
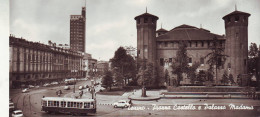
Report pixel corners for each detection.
[9,35,84,88]
[134,9,250,85]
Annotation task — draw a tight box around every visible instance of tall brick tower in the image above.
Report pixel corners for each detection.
[222,10,250,82]
[70,7,86,52]
[134,10,158,65]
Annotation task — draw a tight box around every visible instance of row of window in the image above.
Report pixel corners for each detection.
[159,57,204,66]
[43,101,94,109]
[10,47,81,73]
[136,17,156,24]
[158,41,224,48]
[226,15,247,23]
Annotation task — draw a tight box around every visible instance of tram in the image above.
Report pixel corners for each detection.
[41,97,96,115]
[64,78,76,85]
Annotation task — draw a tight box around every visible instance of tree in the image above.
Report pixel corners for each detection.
[110,47,136,86]
[248,43,259,74]
[196,70,206,84]
[205,36,228,85]
[221,71,229,85]
[228,74,235,85]
[165,70,170,85]
[113,68,124,86]
[171,41,189,86]
[187,62,200,84]
[137,62,154,86]
[102,71,113,90]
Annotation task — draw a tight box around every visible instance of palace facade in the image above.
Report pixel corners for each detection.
[9,35,84,88]
[134,9,250,85]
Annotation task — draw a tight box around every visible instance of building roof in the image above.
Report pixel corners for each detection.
[134,12,159,20]
[156,28,168,32]
[156,24,225,41]
[222,10,250,19]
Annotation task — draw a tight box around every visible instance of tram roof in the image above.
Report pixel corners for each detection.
[42,97,95,102]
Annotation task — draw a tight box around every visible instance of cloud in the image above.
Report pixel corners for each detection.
[89,19,127,36]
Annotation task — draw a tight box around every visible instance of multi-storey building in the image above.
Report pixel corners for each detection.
[70,7,86,52]
[82,53,97,77]
[97,61,109,76]
[9,35,84,88]
[134,9,250,85]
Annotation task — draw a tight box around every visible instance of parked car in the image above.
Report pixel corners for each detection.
[35,85,40,88]
[79,86,83,90]
[28,85,34,88]
[22,88,29,93]
[11,110,23,117]
[113,100,131,108]
[51,82,59,85]
[64,86,70,90]
[9,102,15,112]
[43,83,50,87]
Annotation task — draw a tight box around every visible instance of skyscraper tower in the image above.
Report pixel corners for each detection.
[70,7,86,52]
[134,10,159,65]
[222,9,250,82]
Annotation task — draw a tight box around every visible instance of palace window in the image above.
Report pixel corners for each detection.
[235,16,239,22]
[227,17,231,23]
[144,45,148,52]
[169,58,173,62]
[160,58,164,66]
[137,19,140,24]
[144,18,148,23]
[165,42,168,47]
[151,18,155,24]
[201,41,204,47]
[189,58,192,63]
[200,58,204,64]
[228,63,231,68]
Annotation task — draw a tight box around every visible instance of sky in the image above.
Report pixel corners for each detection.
[9,0,260,61]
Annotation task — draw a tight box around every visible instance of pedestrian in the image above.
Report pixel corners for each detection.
[129,99,132,105]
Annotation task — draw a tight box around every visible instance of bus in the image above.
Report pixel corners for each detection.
[65,78,76,85]
[41,97,96,116]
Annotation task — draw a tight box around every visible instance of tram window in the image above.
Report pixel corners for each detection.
[61,101,66,107]
[70,102,73,107]
[84,103,87,108]
[79,102,83,108]
[84,102,90,108]
[76,102,80,108]
[43,101,47,106]
[48,101,52,106]
[74,102,77,108]
[68,102,71,107]
[54,101,57,107]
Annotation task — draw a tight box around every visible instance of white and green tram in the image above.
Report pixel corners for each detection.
[41,97,96,116]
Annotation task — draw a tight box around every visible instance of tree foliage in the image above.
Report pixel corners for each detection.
[165,69,170,85]
[187,62,200,84]
[228,74,235,84]
[110,47,136,86]
[102,71,113,90]
[196,70,207,83]
[205,36,228,84]
[248,43,259,74]
[171,41,189,86]
[137,62,154,86]
[221,71,229,85]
